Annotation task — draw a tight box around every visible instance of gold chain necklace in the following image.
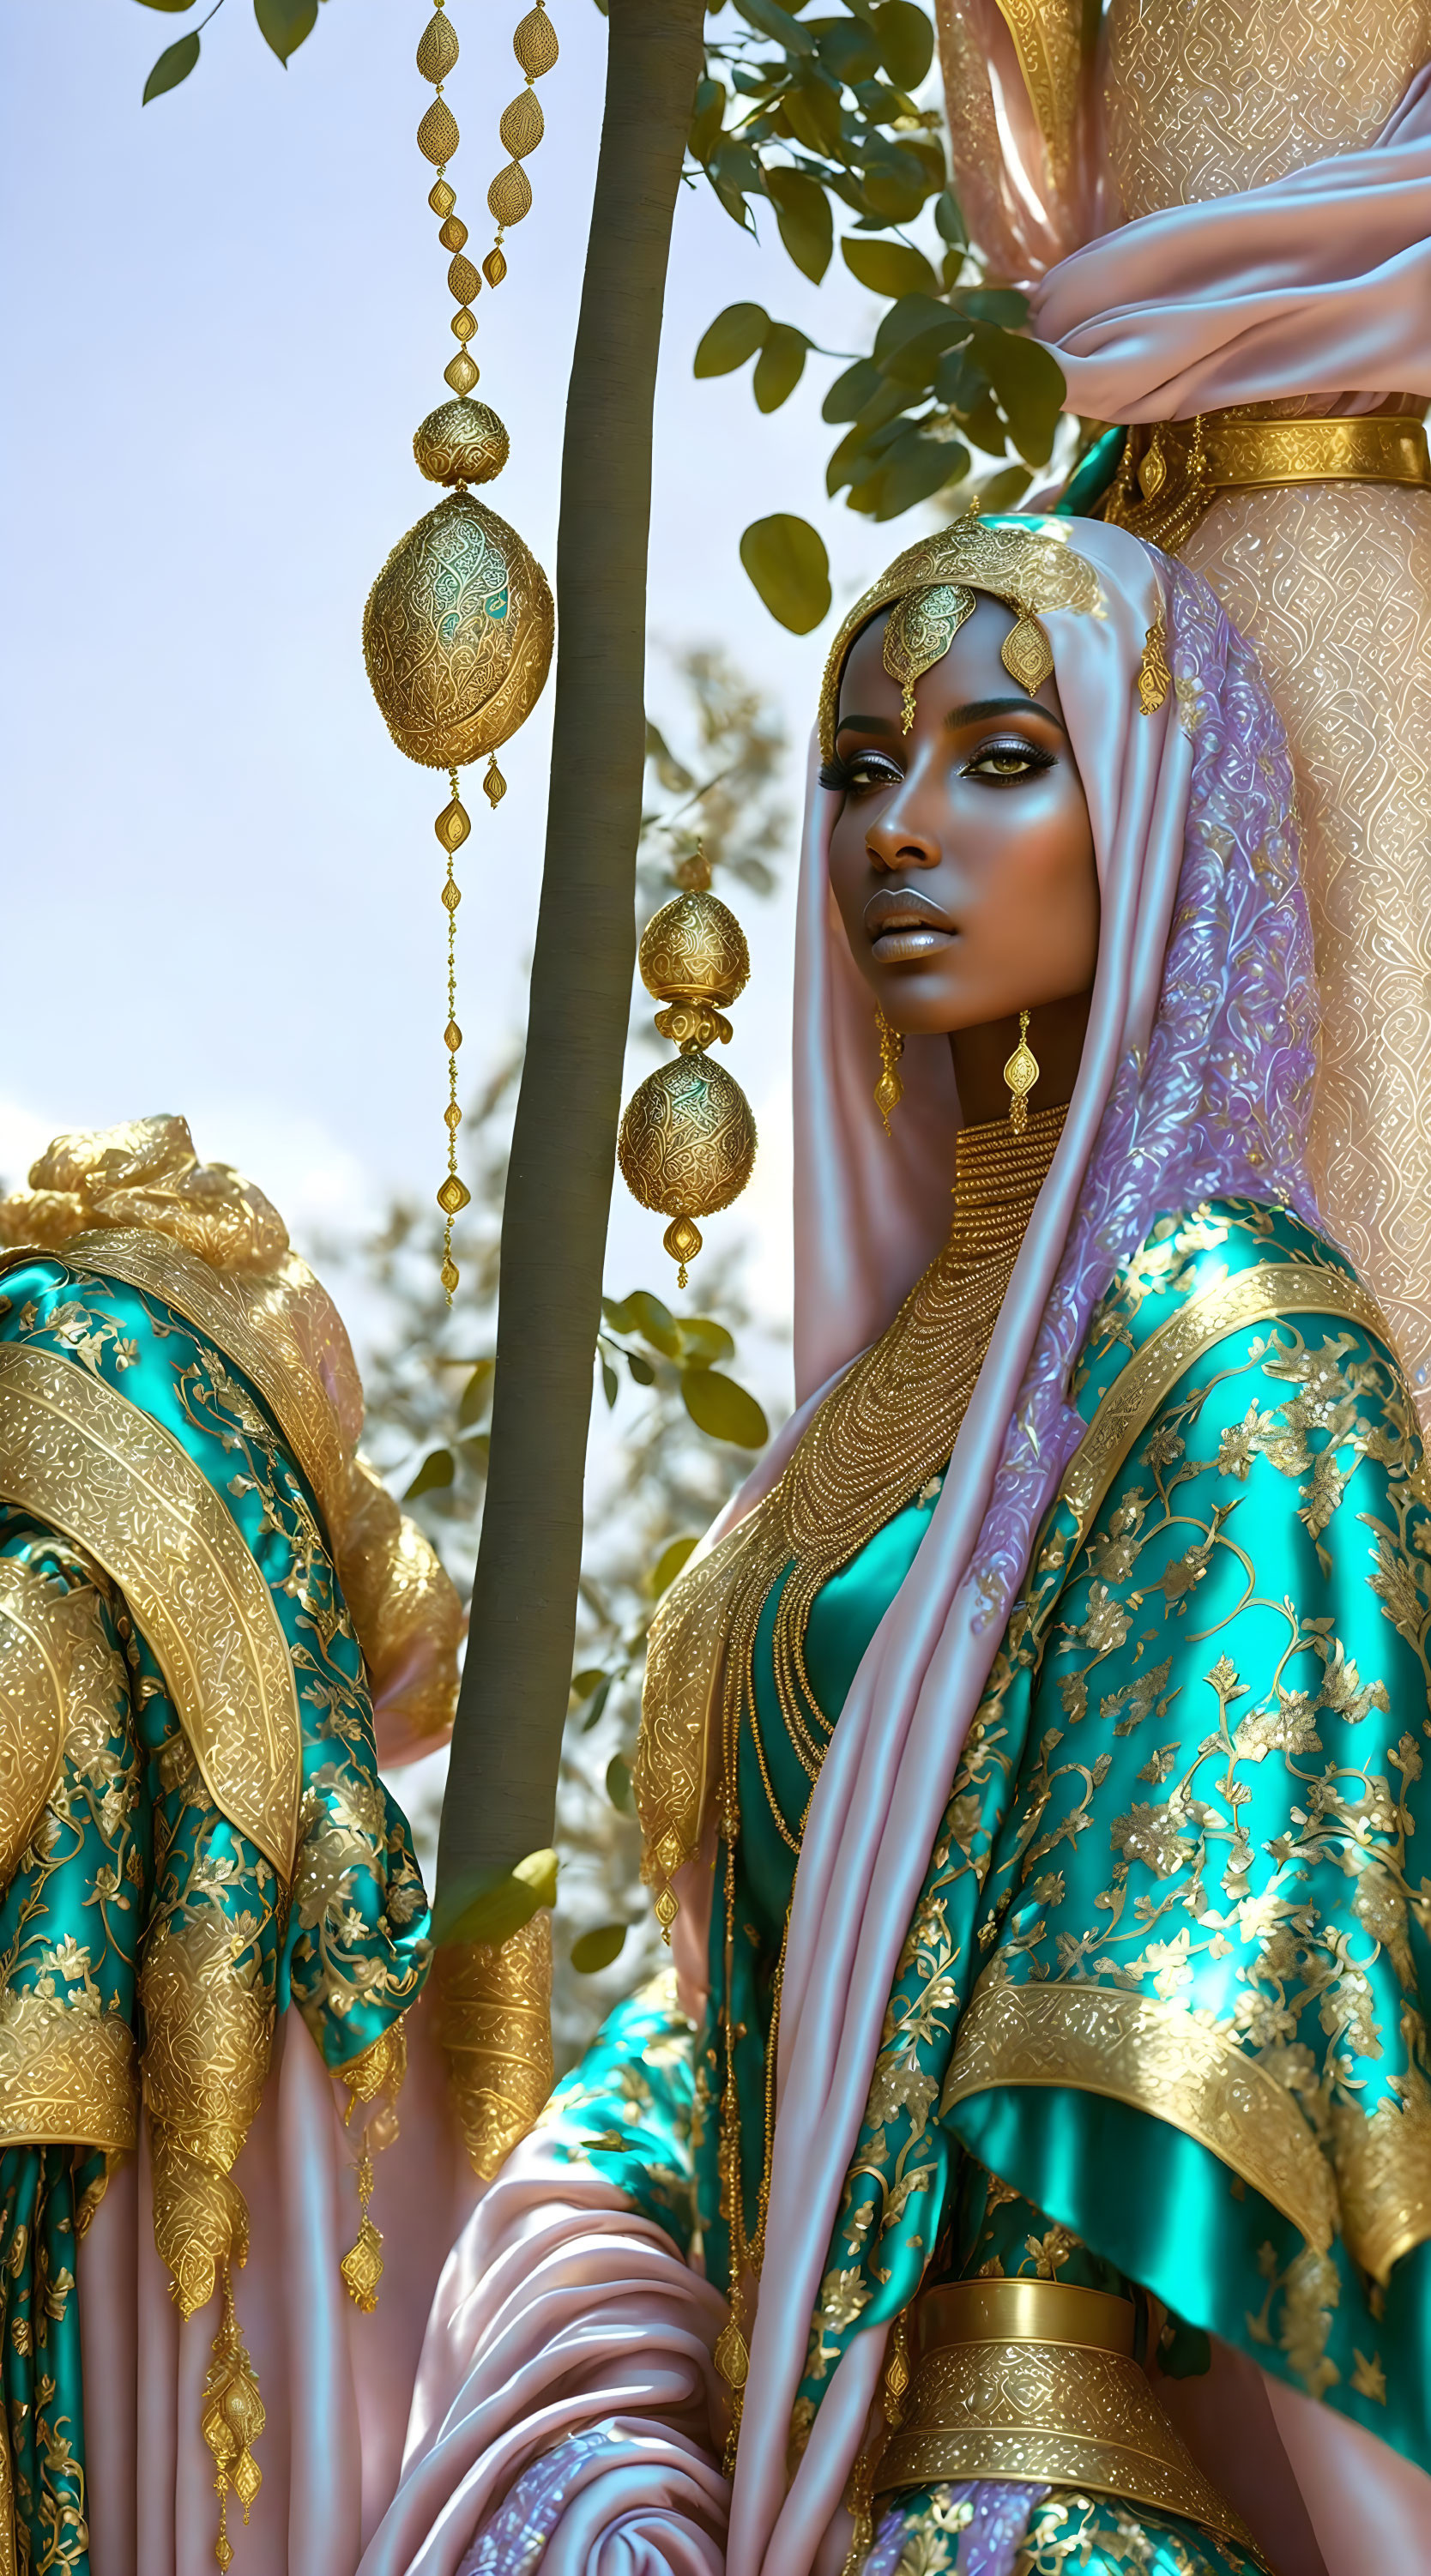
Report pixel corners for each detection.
[708,1098,1066,2435]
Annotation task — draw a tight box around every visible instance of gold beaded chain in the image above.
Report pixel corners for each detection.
[413,0,557,1298]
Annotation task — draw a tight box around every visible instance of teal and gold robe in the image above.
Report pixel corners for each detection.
[0,1235,432,2574]
[546,1198,1431,2570]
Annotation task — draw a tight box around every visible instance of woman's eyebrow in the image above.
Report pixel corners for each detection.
[945,695,1069,735]
[835,713,898,737]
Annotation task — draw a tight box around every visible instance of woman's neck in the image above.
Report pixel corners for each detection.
[949,990,1093,1125]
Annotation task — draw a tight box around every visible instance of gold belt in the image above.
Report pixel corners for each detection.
[1102,412,1431,556]
[876,2277,1265,2567]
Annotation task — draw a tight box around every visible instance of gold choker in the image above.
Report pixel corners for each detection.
[877,2277,1265,2565]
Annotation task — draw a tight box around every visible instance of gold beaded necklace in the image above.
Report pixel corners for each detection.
[698,1099,1067,2430]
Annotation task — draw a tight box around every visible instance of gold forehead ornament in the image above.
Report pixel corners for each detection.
[818,513,1101,753]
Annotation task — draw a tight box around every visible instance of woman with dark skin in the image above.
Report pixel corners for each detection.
[363,521,1431,2576]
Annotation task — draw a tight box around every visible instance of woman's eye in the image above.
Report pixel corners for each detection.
[965,742,1050,780]
[847,756,903,792]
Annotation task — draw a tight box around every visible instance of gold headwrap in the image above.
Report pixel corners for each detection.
[818,512,1102,756]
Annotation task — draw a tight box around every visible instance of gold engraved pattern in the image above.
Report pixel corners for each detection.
[943,1976,1337,2253]
[877,2328,1260,2558]
[1103,0,1431,221]
[1183,483,1431,1437]
[0,1344,301,1878]
[363,489,556,770]
[1333,2086,1431,2288]
[143,1911,272,2320]
[991,0,1084,187]
[0,1561,73,1887]
[436,1910,554,2179]
[0,1994,136,2154]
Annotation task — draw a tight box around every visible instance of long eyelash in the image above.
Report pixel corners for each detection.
[818,757,850,791]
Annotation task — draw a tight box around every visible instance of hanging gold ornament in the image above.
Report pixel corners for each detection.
[362,0,558,1300]
[617,856,758,1288]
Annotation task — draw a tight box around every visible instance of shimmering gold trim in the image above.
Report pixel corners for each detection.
[437,1912,554,2180]
[0,1561,72,1886]
[1334,2088,1431,2286]
[943,1976,1338,2254]
[0,1344,301,1876]
[992,0,1084,184]
[1105,416,1431,555]
[876,2318,1263,2563]
[1060,1258,1390,1545]
[39,1231,347,1537]
[916,2276,1135,2357]
[0,1994,136,2152]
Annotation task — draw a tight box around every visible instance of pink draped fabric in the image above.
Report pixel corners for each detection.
[1029,68,1431,422]
[79,1991,473,2576]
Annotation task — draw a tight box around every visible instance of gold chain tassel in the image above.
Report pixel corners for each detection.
[200,2265,265,2573]
[435,769,472,1300]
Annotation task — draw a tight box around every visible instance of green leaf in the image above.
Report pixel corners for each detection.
[979,462,1034,510]
[602,1289,679,1355]
[816,18,880,80]
[872,292,953,365]
[857,141,928,222]
[626,1350,656,1386]
[955,287,1029,328]
[694,302,770,378]
[601,1355,619,1408]
[933,344,990,414]
[459,1429,490,1475]
[254,0,317,63]
[645,718,694,793]
[134,0,201,12]
[675,1317,735,1365]
[604,1754,636,1816]
[752,323,811,413]
[571,1668,608,1700]
[432,1847,558,1947]
[765,167,833,283]
[740,514,831,634]
[870,0,934,90]
[842,236,938,300]
[581,1675,614,1732]
[458,1359,494,1427]
[968,324,1066,466]
[572,1920,629,1972]
[142,31,200,99]
[734,0,817,51]
[649,1535,699,1599]
[870,428,970,519]
[403,1447,455,1500]
[689,75,727,164]
[934,189,968,248]
[782,65,847,155]
[823,359,883,424]
[709,137,765,226]
[682,1367,770,1448]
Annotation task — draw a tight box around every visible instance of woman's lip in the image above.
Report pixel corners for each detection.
[870,925,956,961]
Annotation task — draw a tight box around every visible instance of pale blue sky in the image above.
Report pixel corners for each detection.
[1,0,931,1324]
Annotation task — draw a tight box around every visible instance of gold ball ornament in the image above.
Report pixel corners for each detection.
[618,1054,758,1287]
[638,890,750,1008]
[413,400,510,486]
[363,487,553,769]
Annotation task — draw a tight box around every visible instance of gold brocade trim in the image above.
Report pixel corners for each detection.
[943,1976,1338,2255]
[1059,1258,1390,1547]
[991,0,1084,184]
[0,1994,136,2153]
[39,1230,349,1541]
[916,2277,1136,2356]
[0,1342,301,1877]
[1103,415,1431,556]
[1333,2088,1431,2287]
[876,2280,1263,2565]
[817,517,1100,761]
[0,1559,77,1888]
[437,1911,554,2180]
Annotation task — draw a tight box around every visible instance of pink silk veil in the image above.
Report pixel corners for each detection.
[360,518,1325,2576]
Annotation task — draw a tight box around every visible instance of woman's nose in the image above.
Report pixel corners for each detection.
[865,806,941,872]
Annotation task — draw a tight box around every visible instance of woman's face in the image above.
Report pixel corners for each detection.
[826,595,1099,1042]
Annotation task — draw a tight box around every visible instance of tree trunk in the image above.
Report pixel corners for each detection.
[435,0,706,1933]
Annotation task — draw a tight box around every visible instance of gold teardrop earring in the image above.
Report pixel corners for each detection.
[874,1004,904,1134]
[1002,1010,1040,1135]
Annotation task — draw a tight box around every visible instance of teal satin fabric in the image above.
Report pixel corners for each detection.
[0,1258,432,2573]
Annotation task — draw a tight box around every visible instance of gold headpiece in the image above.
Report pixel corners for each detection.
[818,513,1101,758]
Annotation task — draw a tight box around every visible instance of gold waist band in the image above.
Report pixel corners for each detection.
[877,2277,1264,2566]
[1103,413,1431,556]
